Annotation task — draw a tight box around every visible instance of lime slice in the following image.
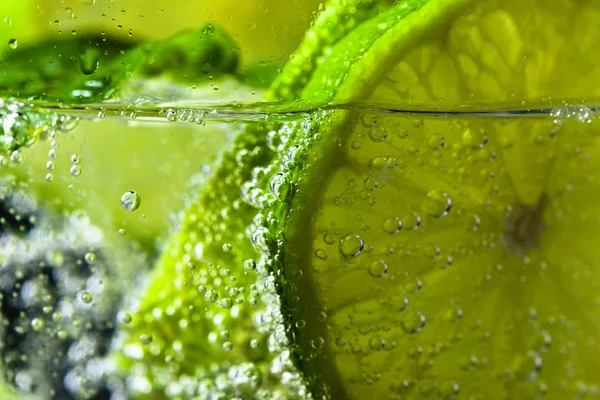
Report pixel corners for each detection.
[252,0,600,399]
[114,0,600,398]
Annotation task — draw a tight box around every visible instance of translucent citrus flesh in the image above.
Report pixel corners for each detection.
[280,0,600,398]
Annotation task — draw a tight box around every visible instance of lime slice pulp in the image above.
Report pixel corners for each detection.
[260,0,600,398]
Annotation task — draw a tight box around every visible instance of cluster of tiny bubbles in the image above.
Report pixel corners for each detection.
[164,108,206,125]
[550,105,595,125]
[0,181,144,398]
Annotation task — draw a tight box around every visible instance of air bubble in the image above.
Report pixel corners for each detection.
[402,212,422,230]
[401,311,426,334]
[10,150,23,164]
[69,165,81,176]
[315,249,328,260]
[80,291,93,304]
[8,38,17,49]
[426,134,445,150]
[205,290,219,303]
[382,216,402,234]
[120,313,133,324]
[368,260,388,278]
[323,233,336,244]
[369,335,385,350]
[31,318,45,331]
[220,298,233,309]
[140,333,153,345]
[281,145,306,168]
[444,306,463,323]
[121,190,141,212]
[84,251,96,264]
[222,341,233,352]
[166,109,177,121]
[269,173,291,200]
[339,233,364,257]
[462,128,488,149]
[368,126,387,142]
[423,190,452,218]
[244,259,256,271]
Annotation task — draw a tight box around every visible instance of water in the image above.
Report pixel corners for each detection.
[2,98,600,400]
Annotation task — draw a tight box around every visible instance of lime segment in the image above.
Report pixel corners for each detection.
[259,0,600,399]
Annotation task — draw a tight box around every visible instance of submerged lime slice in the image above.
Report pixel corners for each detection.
[114,0,600,398]
[254,0,600,399]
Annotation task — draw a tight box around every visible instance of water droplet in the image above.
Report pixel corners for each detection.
[31,318,44,331]
[140,333,153,345]
[382,216,402,234]
[368,260,388,278]
[8,38,17,49]
[69,165,81,176]
[222,243,232,252]
[339,233,364,257]
[401,311,426,334]
[80,291,93,304]
[121,190,141,212]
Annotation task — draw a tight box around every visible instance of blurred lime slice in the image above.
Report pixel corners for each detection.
[255,0,600,399]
